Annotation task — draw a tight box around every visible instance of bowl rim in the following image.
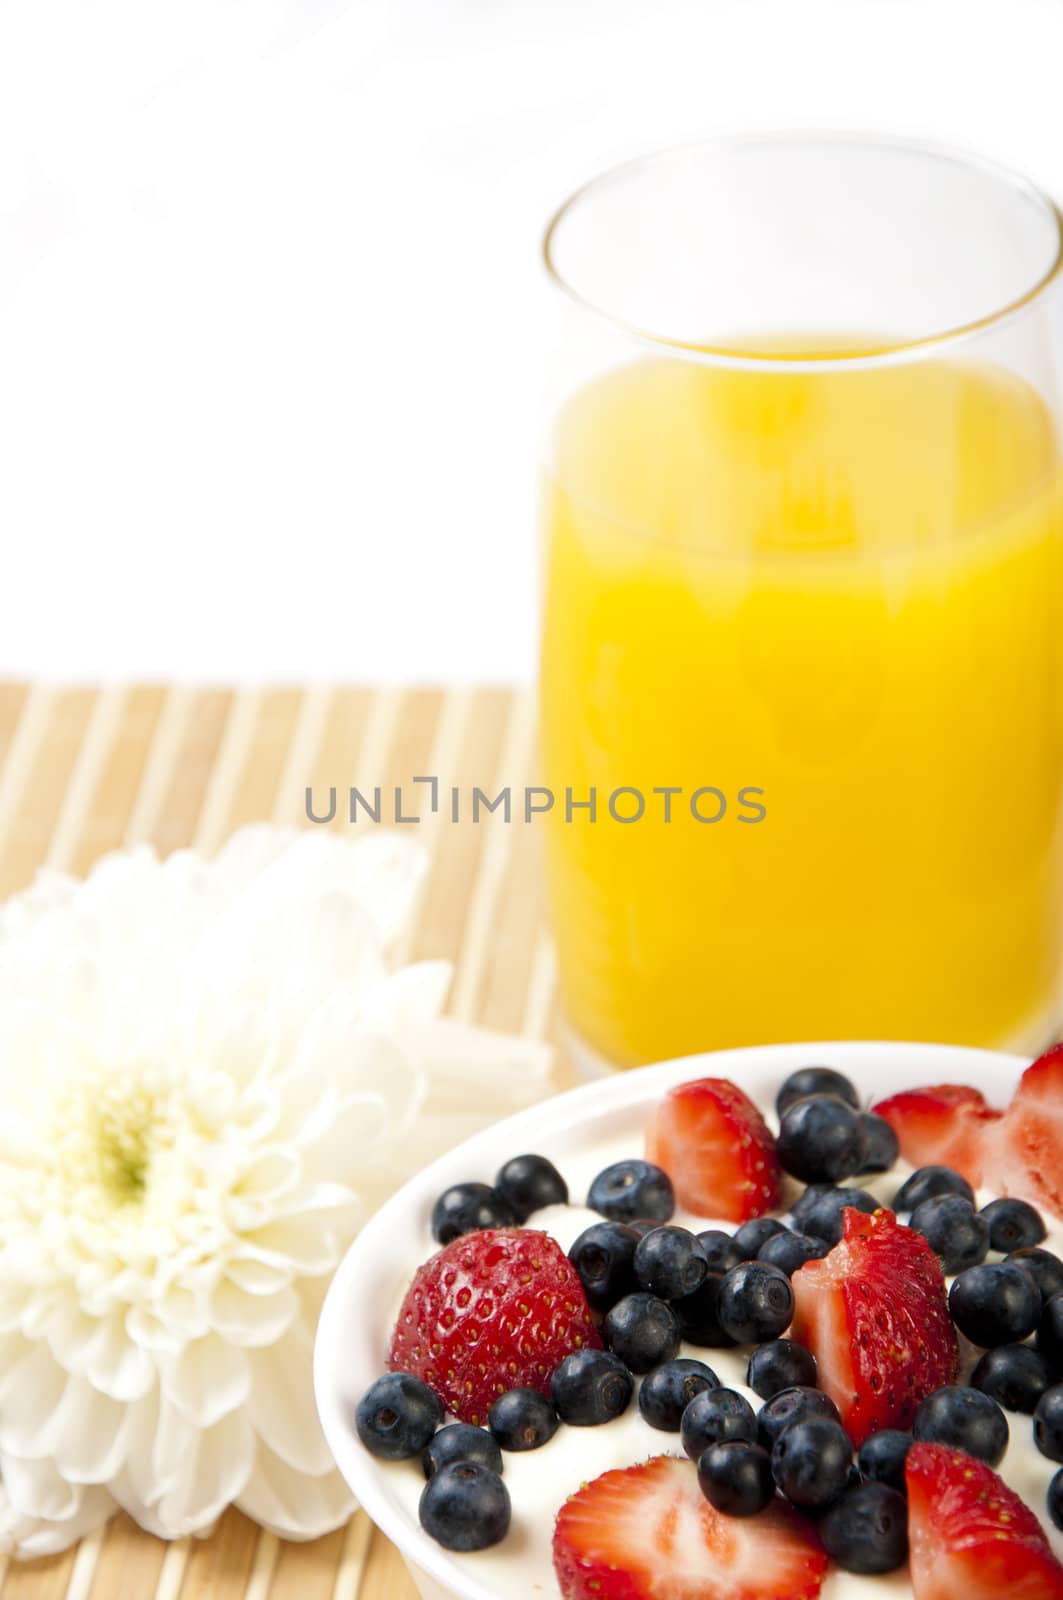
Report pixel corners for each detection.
[313,1037,1028,1600]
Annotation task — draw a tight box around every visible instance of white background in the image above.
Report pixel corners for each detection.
[2,0,1063,685]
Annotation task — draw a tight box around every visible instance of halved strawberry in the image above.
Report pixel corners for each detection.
[553,1455,827,1600]
[907,1441,1063,1600]
[872,1083,1002,1187]
[388,1229,601,1424]
[789,1206,957,1446]
[984,1043,1063,1220]
[646,1078,783,1223]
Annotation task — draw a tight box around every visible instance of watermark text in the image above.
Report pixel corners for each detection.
[305,779,766,826]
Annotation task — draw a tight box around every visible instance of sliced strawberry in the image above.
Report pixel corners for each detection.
[646,1078,783,1223]
[907,1441,1063,1600]
[553,1455,827,1600]
[984,1043,1063,1220]
[872,1083,1003,1187]
[388,1229,601,1425]
[789,1206,957,1446]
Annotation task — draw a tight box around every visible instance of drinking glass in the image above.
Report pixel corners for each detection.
[539,134,1063,1071]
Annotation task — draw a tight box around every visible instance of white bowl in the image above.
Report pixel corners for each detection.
[314,1040,1025,1600]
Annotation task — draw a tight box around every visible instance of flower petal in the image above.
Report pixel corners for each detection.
[405,1018,554,1108]
[44,1376,130,1483]
[0,1339,65,1429]
[338,831,428,947]
[85,1311,158,1399]
[0,1476,115,1557]
[158,1335,251,1428]
[147,1283,211,1343]
[152,1411,255,1538]
[248,828,426,950]
[236,1440,355,1542]
[239,1216,341,1277]
[120,1384,163,1504]
[0,1447,83,1521]
[355,961,451,1029]
[221,1257,292,1297]
[233,1147,300,1204]
[0,1278,33,1333]
[207,1280,299,1348]
[292,1027,425,1169]
[245,1322,335,1476]
[150,1393,200,1499]
[124,1304,187,1357]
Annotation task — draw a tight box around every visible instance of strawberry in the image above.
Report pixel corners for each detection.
[789,1206,957,1446]
[984,1043,1063,1220]
[553,1455,827,1600]
[906,1441,1063,1600]
[387,1228,601,1425]
[872,1082,1002,1187]
[646,1078,783,1223]
[879,1052,1063,1221]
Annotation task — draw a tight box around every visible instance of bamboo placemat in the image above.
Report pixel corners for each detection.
[0,683,570,1600]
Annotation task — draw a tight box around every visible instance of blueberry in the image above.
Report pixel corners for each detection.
[603,1292,681,1373]
[1050,1467,1063,1532]
[913,1385,1009,1467]
[776,1096,869,1184]
[696,1229,745,1274]
[638,1358,720,1431]
[771,1416,853,1510]
[893,1165,975,1212]
[855,1113,899,1174]
[747,1338,817,1400]
[418,1460,510,1550]
[634,1226,709,1300]
[587,1160,674,1224]
[732,1217,788,1259]
[423,1424,502,1480]
[910,1194,989,1275]
[430,1182,516,1245]
[680,1387,758,1460]
[568,1222,639,1311]
[356,1372,443,1460]
[697,1439,775,1516]
[673,1272,736,1348]
[790,1183,837,1228]
[1038,1294,1063,1371]
[759,1230,830,1276]
[550,1349,633,1426]
[776,1067,860,1118]
[717,1261,795,1344]
[487,1387,559,1452]
[980,1196,1046,1254]
[949,1262,1042,1347]
[819,1482,908,1573]
[794,1186,878,1246]
[972,1345,1055,1413]
[493,1154,567,1221]
[1007,1247,1063,1304]
[857,1429,913,1494]
[757,1385,842,1450]
[1034,1385,1063,1463]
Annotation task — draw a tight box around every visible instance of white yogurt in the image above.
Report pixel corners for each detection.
[383,1130,1063,1597]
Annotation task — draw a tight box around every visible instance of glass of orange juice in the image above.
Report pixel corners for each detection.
[539,135,1063,1072]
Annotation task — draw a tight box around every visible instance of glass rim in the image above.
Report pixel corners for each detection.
[541,131,1063,371]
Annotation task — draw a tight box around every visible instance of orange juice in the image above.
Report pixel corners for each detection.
[540,353,1063,1067]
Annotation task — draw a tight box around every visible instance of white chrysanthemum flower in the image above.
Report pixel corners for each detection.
[0,826,551,1557]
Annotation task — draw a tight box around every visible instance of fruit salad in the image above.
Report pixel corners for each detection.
[352,1047,1063,1599]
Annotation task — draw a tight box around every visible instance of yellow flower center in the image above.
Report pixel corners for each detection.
[51,1066,180,1216]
